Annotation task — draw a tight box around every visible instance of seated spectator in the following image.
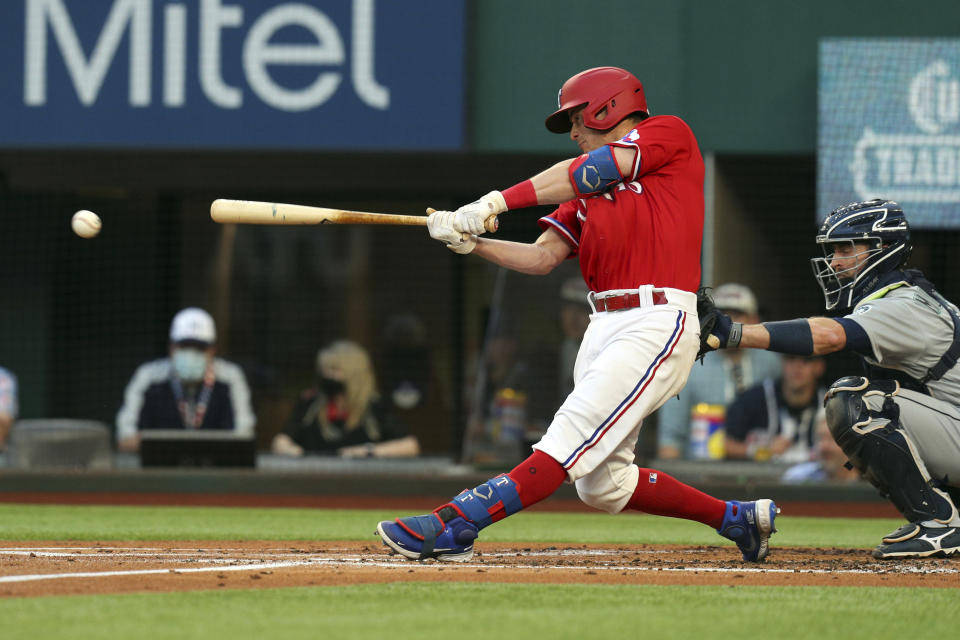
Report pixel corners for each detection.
[0,366,18,450]
[462,313,552,465]
[116,308,255,452]
[271,340,419,458]
[781,415,861,483]
[656,283,781,459]
[724,355,827,463]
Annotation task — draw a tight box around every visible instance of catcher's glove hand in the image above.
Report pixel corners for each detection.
[695,287,741,361]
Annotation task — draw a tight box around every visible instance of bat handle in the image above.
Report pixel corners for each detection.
[425,208,499,233]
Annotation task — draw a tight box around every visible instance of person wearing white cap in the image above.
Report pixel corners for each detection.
[656,284,781,459]
[116,308,255,452]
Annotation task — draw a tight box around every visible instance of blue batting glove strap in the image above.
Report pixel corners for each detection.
[451,475,523,530]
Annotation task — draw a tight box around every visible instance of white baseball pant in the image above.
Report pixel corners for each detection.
[534,286,699,513]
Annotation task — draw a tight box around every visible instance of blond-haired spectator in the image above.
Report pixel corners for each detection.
[272,340,419,458]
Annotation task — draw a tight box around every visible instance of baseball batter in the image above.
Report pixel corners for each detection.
[376,67,779,563]
[702,199,960,559]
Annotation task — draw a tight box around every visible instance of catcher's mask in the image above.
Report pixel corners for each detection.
[545,66,648,133]
[810,199,912,312]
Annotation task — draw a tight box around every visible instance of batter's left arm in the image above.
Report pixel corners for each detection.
[451,146,638,235]
[530,146,638,205]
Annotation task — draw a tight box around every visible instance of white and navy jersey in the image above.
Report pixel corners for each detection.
[116,358,255,441]
[844,281,960,406]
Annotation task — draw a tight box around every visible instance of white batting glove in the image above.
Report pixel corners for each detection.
[427,210,477,254]
[453,190,506,235]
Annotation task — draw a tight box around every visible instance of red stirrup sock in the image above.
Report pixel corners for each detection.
[507,449,568,507]
[434,451,566,528]
[625,467,727,529]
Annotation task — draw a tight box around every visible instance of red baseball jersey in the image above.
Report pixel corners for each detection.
[538,115,704,293]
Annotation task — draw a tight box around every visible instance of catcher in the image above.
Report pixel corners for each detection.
[376,66,779,563]
[701,199,960,559]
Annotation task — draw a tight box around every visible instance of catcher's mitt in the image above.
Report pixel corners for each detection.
[695,287,720,362]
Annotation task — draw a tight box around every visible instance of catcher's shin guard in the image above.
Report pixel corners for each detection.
[825,376,958,524]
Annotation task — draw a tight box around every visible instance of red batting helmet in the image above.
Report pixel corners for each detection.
[545,67,648,133]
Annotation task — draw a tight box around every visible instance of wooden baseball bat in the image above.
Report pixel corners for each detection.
[210,199,498,232]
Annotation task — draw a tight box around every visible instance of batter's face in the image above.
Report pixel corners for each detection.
[568,107,633,152]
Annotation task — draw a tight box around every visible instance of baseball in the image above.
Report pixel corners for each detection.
[71,210,101,238]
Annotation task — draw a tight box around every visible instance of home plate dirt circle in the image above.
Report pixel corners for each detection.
[1,541,958,597]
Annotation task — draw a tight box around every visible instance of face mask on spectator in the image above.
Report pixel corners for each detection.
[319,377,346,397]
[173,349,208,382]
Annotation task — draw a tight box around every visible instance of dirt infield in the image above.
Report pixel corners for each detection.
[2,540,957,598]
[0,495,943,597]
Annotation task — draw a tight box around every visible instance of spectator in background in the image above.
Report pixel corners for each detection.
[272,340,419,458]
[377,312,452,455]
[781,415,861,483]
[656,283,781,459]
[116,308,255,452]
[379,313,431,413]
[724,355,827,463]
[558,278,591,402]
[462,310,545,465]
[0,366,18,450]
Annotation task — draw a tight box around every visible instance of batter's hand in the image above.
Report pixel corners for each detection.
[427,210,477,254]
[453,190,506,235]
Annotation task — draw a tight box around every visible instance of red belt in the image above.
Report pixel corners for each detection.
[593,290,668,312]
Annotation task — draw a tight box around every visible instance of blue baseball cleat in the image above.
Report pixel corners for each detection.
[717,499,780,562]
[376,507,479,562]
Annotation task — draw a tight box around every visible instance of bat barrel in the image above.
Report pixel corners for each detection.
[210,199,428,226]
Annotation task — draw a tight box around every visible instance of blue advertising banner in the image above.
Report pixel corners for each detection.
[1,0,465,150]
[819,40,960,228]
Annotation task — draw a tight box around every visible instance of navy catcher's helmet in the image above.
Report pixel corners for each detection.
[810,199,912,311]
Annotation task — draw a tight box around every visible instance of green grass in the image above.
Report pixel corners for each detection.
[1,583,958,640]
[0,503,897,548]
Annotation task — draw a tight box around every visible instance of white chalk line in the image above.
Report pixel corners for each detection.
[0,560,322,584]
[1,546,958,583]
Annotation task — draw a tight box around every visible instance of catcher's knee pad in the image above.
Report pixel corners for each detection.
[824,376,958,523]
[575,463,639,514]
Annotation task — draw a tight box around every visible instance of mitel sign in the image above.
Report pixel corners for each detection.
[2,0,466,149]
